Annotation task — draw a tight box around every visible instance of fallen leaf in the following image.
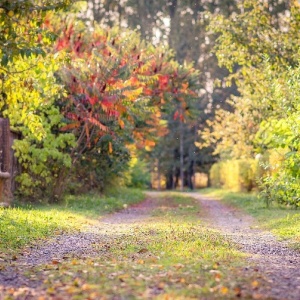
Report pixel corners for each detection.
[73,278,81,287]
[158,282,165,289]
[82,283,92,291]
[174,263,184,270]
[234,286,242,297]
[138,248,149,254]
[220,286,229,295]
[251,280,259,289]
[71,259,78,265]
[46,287,55,295]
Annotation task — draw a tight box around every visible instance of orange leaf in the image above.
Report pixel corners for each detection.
[182,82,189,90]
[60,122,80,131]
[119,119,125,129]
[145,140,156,147]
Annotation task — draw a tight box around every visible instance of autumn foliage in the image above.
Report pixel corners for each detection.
[26,16,199,198]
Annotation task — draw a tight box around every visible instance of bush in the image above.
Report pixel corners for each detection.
[210,159,259,192]
[259,149,300,207]
[127,158,151,189]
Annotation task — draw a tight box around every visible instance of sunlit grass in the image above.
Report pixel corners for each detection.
[198,188,300,245]
[0,188,144,254]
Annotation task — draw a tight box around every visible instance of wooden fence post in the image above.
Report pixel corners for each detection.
[0,118,12,206]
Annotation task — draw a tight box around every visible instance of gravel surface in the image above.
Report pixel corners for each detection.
[189,193,300,300]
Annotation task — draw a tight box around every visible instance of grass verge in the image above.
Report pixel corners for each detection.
[0,188,144,255]
[28,193,261,299]
[198,188,300,246]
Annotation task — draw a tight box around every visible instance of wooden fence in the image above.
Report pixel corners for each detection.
[0,118,19,206]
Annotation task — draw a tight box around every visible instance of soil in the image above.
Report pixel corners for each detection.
[1,192,300,299]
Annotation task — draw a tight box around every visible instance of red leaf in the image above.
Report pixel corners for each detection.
[158,75,169,89]
[88,96,98,105]
[174,111,179,120]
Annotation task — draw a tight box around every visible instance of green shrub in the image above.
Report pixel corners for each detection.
[126,158,151,189]
[209,159,259,192]
[259,150,300,207]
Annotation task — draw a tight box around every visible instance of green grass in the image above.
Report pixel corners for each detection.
[0,188,144,254]
[198,188,300,245]
[31,193,260,299]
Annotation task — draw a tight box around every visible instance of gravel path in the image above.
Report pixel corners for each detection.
[189,193,300,300]
[2,192,300,299]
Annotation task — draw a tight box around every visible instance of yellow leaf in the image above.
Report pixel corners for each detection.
[47,287,55,295]
[109,142,113,153]
[251,280,259,289]
[220,286,229,295]
[213,262,220,269]
[71,259,78,265]
[123,87,143,100]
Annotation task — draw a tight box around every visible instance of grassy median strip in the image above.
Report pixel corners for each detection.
[31,194,259,299]
[0,188,144,254]
[199,188,300,246]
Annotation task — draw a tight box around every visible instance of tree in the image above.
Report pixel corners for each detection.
[204,0,300,204]
[83,0,243,178]
[45,11,198,197]
[0,0,72,137]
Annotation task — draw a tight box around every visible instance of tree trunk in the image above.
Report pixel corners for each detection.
[157,159,161,191]
[179,119,184,191]
[52,167,69,202]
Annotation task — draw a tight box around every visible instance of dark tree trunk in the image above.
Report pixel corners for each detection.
[0,118,12,204]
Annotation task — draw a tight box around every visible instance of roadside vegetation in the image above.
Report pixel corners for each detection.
[199,188,300,247]
[0,188,144,255]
